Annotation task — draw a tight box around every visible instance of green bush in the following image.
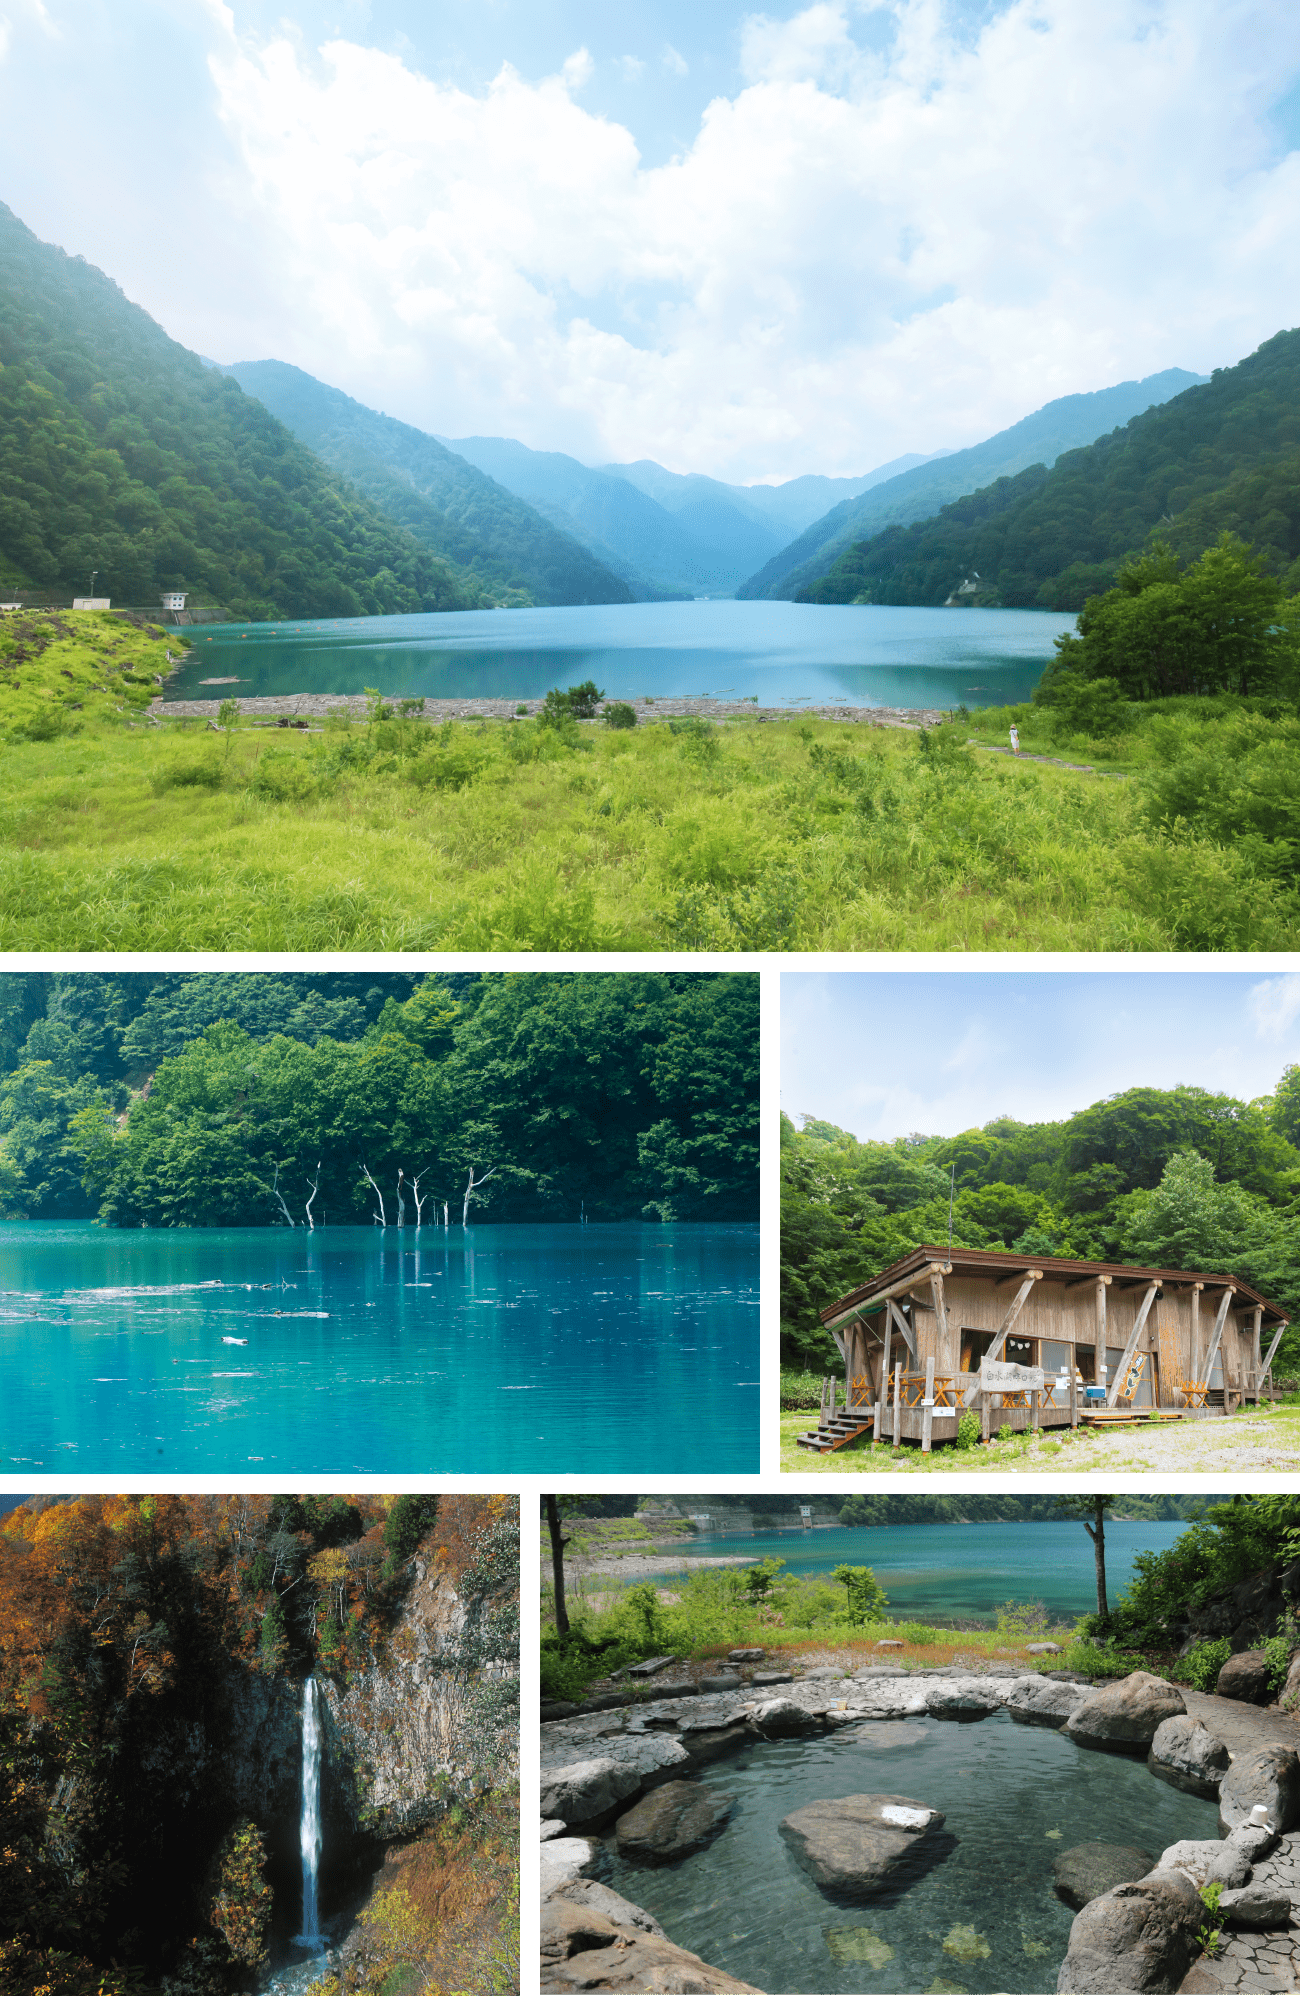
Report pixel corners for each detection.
[954,1410,980,1450]
[248,753,329,804]
[1175,1638,1233,1692]
[604,702,637,730]
[151,757,224,792]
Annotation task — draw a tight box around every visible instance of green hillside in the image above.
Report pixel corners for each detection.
[801,330,1300,611]
[227,361,633,607]
[739,369,1203,600]
[782,1072,1300,1373]
[0,203,491,619]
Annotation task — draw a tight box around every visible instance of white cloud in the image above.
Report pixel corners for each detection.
[200,0,1300,477]
[619,54,646,82]
[662,42,689,77]
[1248,975,1300,1043]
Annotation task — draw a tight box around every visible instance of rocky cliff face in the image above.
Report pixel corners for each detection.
[321,1551,518,1841]
[1174,1559,1300,1654]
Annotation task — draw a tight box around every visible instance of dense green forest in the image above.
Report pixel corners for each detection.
[0,970,758,1228]
[781,1067,1300,1370]
[227,361,633,609]
[737,370,1202,601]
[0,204,497,618]
[801,328,1300,611]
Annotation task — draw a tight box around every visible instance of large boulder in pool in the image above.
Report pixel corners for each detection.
[925,1676,1005,1720]
[1147,1715,1230,1799]
[779,1793,945,1900]
[1064,1672,1185,1755]
[539,1756,643,1827]
[614,1781,734,1864]
[1005,1676,1091,1727]
[1052,1842,1157,1910]
[1215,1648,1273,1703]
[1218,1744,1300,1834]
[1055,1868,1203,1992]
[753,1697,820,1739]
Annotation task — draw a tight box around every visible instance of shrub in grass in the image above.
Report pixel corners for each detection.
[604,701,637,730]
[1172,1638,1233,1691]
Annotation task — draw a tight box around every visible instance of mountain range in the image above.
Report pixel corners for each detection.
[736,369,1206,600]
[801,329,1300,611]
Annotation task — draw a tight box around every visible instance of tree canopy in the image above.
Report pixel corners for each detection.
[0,971,758,1227]
[781,1071,1300,1370]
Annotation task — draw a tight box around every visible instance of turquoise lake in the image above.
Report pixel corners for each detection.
[642,1518,1193,1623]
[0,1220,758,1474]
[167,600,1075,710]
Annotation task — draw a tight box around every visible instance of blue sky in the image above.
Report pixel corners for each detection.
[781,971,1300,1141]
[4,1,1300,479]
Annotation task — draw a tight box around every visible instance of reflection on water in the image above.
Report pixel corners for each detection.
[168,601,1075,710]
[605,1715,1216,1994]
[0,1220,757,1474]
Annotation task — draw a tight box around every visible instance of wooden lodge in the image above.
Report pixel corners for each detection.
[798,1245,1289,1454]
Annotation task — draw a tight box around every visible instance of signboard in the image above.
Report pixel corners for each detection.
[980,1359,1045,1394]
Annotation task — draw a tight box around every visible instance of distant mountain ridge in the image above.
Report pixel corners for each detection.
[737,369,1207,600]
[439,435,947,597]
[224,362,634,608]
[0,203,491,617]
[799,329,1300,611]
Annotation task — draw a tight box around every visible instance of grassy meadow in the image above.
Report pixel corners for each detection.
[3,610,1299,950]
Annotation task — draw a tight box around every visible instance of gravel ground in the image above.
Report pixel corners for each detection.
[782,1410,1300,1475]
[150,692,947,726]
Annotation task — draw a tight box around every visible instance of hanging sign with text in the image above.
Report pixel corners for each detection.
[980,1359,1045,1394]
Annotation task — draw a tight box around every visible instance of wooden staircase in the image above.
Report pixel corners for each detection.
[795,1410,874,1452]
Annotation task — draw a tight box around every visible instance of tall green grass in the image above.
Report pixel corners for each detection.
[4,615,1299,949]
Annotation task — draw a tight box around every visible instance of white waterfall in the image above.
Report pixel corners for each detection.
[295,1676,323,1948]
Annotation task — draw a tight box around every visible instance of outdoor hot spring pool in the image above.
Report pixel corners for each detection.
[603,1711,1217,1994]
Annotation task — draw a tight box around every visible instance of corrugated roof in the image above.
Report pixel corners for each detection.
[820,1243,1286,1326]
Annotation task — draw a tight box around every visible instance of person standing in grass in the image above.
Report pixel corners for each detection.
[1009,723,1020,755]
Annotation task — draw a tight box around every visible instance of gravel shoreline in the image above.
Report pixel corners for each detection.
[151,691,945,727]
[566,1550,757,1581]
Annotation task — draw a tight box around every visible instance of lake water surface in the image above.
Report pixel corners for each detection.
[643,1519,1191,1623]
[0,1220,757,1474]
[169,600,1074,710]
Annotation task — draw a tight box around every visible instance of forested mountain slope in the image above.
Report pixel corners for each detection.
[802,330,1300,611]
[0,970,758,1227]
[0,1491,517,1996]
[781,1067,1300,1369]
[740,369,1204,600]
[0,203,491,619]
[226,361,633,607]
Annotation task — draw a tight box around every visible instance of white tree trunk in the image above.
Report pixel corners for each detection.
[411,1169,430,1227]
[361,1162,387,1226]
[462,1162,497,1226]
[305,1162,321,1231]
[270,1162,296,1228]
[395,1169,406,1228]
[443,1202,449,1228]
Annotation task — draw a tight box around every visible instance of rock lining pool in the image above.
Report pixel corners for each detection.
[600,1710,1216,1994]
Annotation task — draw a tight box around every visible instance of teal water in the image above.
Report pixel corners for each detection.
[606,1714,1216,1994]
[0,1220,757,1474]
[168,601,1074,709]
[642,1519,1189,1623]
